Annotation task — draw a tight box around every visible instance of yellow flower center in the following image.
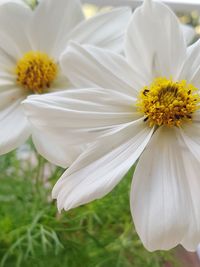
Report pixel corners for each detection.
[137,77,200,127]
[16,51,58,94]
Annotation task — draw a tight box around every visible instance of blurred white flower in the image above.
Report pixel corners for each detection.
[24,0,200,251]
[0,0,131,166]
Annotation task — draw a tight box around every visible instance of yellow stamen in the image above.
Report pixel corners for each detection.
[137,77,200,127]
[16,51,58,94]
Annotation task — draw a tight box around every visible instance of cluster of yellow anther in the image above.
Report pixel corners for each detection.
[16,51,58,94]
[137,77,200,127]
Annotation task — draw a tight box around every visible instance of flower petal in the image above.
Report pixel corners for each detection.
[131,127,193,251]
[30,0,84,58]
[179,111,200,163]
[0,84,23,109]
[0,34,19,69]
[178,39,200,87]
[179,150,200,251]
[52,119,153,211]
[0,89,30,154]
[49,73,72,92]
[61,43,144,97]
[125,0,186,80]
[23,88,140,146]
[67,7,132,53]
[0,2,32,58]
[32,129,82,168]
[0,76,30,154]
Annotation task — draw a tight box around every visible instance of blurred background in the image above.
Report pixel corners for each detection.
[1,1,200,266]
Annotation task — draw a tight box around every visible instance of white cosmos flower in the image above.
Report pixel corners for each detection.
[0,0,131,166]
[24,0,200,251]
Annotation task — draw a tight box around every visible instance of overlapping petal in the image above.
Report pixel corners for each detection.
[67,7,132,53]
[178,39,200,87]
[179,110,200,163]
[24,88,139,132]
[0,32,20,69]
[23,88,140,167]
[52,119,153,211]
[180,150,200,251]
[31,129,82,168]
[61,43,144,97]
[0,99,30,154]
[131,127,193,251]
[125,0,186,81]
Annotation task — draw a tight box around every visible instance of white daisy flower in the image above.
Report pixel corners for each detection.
[24,0,200,251]
[0,0,131,166]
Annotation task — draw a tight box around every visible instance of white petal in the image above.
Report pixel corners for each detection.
[32,129,82,168]
[61,43,144,97]
[23,88,140,144]
[181,24,195,45]
[30,0,84,58]
[0,76,25,107]
[179,111,200,163]
[0,71,16,87]
[168,113,200,251]
[52,120,153,211]
[0,2,32,59]
[49,73,72,92]
[179,150,200,251]
[67,7,132,53]
[0,33,19,69]
[0,85,23,110]
[178,39,200,87]
[131,127,193,251]
[0,77,30,154]
[0,94,30,154]
[125,0,186,80]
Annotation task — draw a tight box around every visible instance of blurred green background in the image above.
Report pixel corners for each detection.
[0,145,174,267]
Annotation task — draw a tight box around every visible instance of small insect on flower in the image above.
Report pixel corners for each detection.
[0,0,132,167]
[23,0,200,252]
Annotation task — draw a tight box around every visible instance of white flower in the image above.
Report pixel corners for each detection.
[24,0,200,251]
[0,0,131,167]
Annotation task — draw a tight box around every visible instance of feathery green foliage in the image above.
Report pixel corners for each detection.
[0,145,176,267]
